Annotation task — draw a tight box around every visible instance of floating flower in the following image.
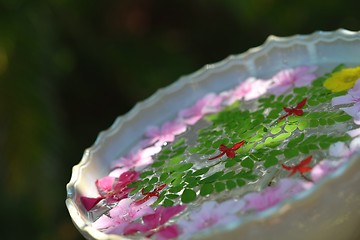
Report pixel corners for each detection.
[222,77,271,105]
[268,66,317,95]
[178,93,223,125]
[93,197,157,234]
[281,156,313,178]
[324,65,360,92]
[331,78,360,124]
[111,145,161,174]
[243,178,311,212]
[80,171,139,211]
[310,137,360,181]
[208,140,245,160]
[278,98,307,121]
[145,119,187,146]
[178,200,245,240]
[329,137,360,159]
[310,160,343,182]
[124,205,186,239]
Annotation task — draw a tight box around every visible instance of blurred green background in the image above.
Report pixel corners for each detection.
[1,0,359,239]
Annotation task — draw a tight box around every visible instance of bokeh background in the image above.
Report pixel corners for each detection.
[1,1,360,239]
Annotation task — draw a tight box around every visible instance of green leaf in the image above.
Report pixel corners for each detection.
[273,133,291,142]
[225,158,237,168]
[174,162,193,172]
[169,185,184,193]
[160,173,169,182]
[199,171,224,184]
[166,194,179,199]
[319,118,327,126]
[299,145,309,154]
[309,119,319,128]
[189,147,201,154]
[226,180,237,190]
[219,171,236,180]
[298,119,309,130]
[327,118,336,125]
[236,179,246,187]
[149,177,158,184]
[172,138,185,148]
[157,155,169,161]
[142,185,154,194]
[169,155,185,165]
[181,189,197,203]
[334,114,352,122]
[248,134,263,143]
[264,156,278,168]
[293,87,308,94]
[192,167,210,176]
[284,124,297,133]
[140,171,154,178]
[162,199,175,207]
[241,158,254,169]
[236,171,257,180]
[270,127,282,134]
[212,138,229,148]
[152,192,166,206]
[319,141,331,149]
[283,149,299,158]
[200,183,214,196]
[214,182,226,192]
[161,149,172,155]
[152,161,165,168]
[287,133,305,148]
[174,146,187,155]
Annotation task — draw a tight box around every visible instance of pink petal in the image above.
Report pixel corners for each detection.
[268,84,291,96]
[350,137,360,152]
[92,215,117,229]
[160,205,187,225]
[329,142,350,158]
[331,95,354,106]
[142,208,162,230]
[311,160,343,182]
[96,176,115,194]
[106,223,129,235]
[130,196,157,220]
[341,104,360,117]
[347,127,360,137]
[349,78,360,93]
[124,222,149,235]
[155,225,180,240]
[109,198,132,218]
[80,196,105,211]
[145,126,161,139]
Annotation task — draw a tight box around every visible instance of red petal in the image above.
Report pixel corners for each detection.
[226,150,235,158]
[281,164,293,171]
[278,113,291,121]
[219,144,229,152]
[155,183,167,192]
[293,109,303,116]
[208,151,226,160]
[283,107,292,112]
[299,156,313,167]
[298,166,312,173]
[80,196,105,211]
[231,140,245,150]
[296,98,307,109]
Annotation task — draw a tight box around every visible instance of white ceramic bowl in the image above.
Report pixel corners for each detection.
[66,29,360,240]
